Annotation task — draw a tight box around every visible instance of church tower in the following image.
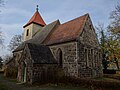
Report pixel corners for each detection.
[23,5,46,41]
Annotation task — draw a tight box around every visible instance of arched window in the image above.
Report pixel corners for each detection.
[26,29,29,36]
[57,49,63,67]
[23,61,26,82]
[91,49,94,67]
[84,48,89,67]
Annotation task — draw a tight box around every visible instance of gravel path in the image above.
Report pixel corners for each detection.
[0,74,88,90]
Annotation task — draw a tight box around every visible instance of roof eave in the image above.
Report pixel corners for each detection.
[46,39,77,46]
[23,22,46,28]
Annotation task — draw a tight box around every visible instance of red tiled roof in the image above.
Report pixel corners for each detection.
[43,14,88,45]
[23,10,46,28]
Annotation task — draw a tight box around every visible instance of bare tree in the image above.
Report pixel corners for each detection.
[2,54,13,63]
[107,4,120,70]
[0,29,4,48]
[108,4,120,40]
[8,35,22,51]
[110,4,120,26]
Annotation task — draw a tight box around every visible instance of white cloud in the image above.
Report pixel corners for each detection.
[0,23,23,44]
[0,23,23,56]
[0,0,119,57]
[1,7,32,17]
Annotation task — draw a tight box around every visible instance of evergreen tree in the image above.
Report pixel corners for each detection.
[96,23,109,70]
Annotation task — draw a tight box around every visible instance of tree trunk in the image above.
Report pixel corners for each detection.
[114,57,119,70]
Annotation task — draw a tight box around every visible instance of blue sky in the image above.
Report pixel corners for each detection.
[0,0,119,57]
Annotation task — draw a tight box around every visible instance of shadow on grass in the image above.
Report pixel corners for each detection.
[32,83,89,90]
[0,83,12,90]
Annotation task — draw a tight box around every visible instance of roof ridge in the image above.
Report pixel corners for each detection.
[61,13,89,25]
[43,13,89,45]
[42,20,60,44]
[76,13,89,39]
[33,11,38,21]
[32,20,59,38]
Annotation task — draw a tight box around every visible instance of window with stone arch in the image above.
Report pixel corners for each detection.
[57,48,63,67]
[23,61,27,82]
[91,49,94,67]
[26,29,29,36]
[84,48,89,67]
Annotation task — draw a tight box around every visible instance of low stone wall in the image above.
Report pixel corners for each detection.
[32,64,58,84]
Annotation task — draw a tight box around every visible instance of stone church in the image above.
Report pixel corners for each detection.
[13,6,102,84]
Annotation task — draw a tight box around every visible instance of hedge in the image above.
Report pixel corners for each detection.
[55,76,120,90]
[4,67,17,79]
[104,74,120,80]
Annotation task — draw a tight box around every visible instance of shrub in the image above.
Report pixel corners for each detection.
[104,74,120,80]
[4,67,17,79]
[0,70,4,74]
[103,69,116,74]
[52,76,120,90]
[0,83,11,90]
[33,68,120,90]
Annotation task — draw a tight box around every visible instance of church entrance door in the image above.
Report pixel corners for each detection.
[23,62,26,83]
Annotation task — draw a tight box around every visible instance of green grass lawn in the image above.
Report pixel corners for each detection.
[0,73,11,90]
[94,76,120,82]
[103,77,120,82]
[2,73,120,90]
[31,83,89,90]
[0,83,12,90]
[0,73,90,90]
[0,83,89,90]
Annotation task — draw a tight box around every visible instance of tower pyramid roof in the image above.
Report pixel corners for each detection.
[23,7,46,28]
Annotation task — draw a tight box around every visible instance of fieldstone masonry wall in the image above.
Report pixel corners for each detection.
[13,13,103,84]
[49,42,78,77]
[17,55,33,83]
[49,18,103,78]
[77,43,102,78]
[77,17,102,78]
[32,64,58,83]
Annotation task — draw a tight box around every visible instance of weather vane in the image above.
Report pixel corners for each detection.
[36,5,39,11]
